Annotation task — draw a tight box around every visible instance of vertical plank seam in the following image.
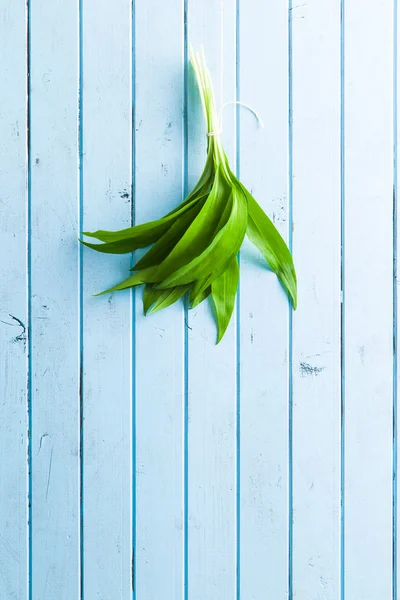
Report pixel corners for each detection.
[26,0,32,597]
[340,0,346,598]
[288,1,293,598]
[78,0,84,596]
[183,1,189,597]
[393,0,398,596]
[235,0,241,597]
[131,0,137,596]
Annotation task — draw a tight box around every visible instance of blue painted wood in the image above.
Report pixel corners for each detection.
[291,1,341,597]
[187,2,238,598]
[134,1,185,598]
[1,1,398,598]
[238,1,290,598]
[81,1,132,598]
[397,2,400,593]
[0,3,28,599]
[29,1,80,598]
[344,1,394,598]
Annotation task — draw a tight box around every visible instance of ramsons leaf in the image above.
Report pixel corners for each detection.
[243,186,297,308]
[211,255,239,343]
[190,284,211,309]
[158,184,247,288]
[81,45,297,343]
[143,284,159,315]
[94,272,144,296]
[143,283,190,315]
[122,167,231,285]
[134,195,208,270]
[81,190,205,250]
[148,285,190,314]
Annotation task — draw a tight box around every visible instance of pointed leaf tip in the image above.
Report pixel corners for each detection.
[211,256,239,342]
[243,186,297,308]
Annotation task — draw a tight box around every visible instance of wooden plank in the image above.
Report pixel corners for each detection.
[291,1,341,598]
[397,1,400,594]
[133,1,185,597]
[344,1,394,598]
[81,0,132,598]
[3,3,398,597]
[29,1,80,598]
[238,1,290,597]
[186,2,237,598]
[0,3,28,599]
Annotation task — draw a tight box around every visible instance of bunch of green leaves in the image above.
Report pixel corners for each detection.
[81,47,297,343]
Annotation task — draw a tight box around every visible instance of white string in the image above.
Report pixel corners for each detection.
[206,100,265,137]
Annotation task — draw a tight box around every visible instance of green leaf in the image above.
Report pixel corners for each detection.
[211,256,239,343]
[151,166,230,275]
[240,184,297,309]
[176,146,214,205]
[143,283,189,314]
[124,166,231,284]
[80,238,142,254]
[188,264,226,305]
[83,46,297,344]
[190,276,212,303]
[158,183,247,288]
[166,191,237,300]
[94,272,144,296]
[149,285,190,314]
[186,196,239,301]
[133,195,207,270]
[190,284,211,308]
[81,192,205,249]
[143,284,159,315]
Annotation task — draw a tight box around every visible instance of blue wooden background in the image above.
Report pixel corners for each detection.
[0,0,397,598]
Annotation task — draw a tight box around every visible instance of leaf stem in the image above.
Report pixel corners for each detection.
[189,46,230,177]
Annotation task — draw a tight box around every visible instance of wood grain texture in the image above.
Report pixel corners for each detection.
[0,1,398,598]
[291,1,341,598]
[238,1,290,598]
[397,1,400,594]
[134,1,185,598]
[81,0,132,598]
[344,0,394,598]
[29,1,80,598]
[186,1,238,598]
[0,3,28,599]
